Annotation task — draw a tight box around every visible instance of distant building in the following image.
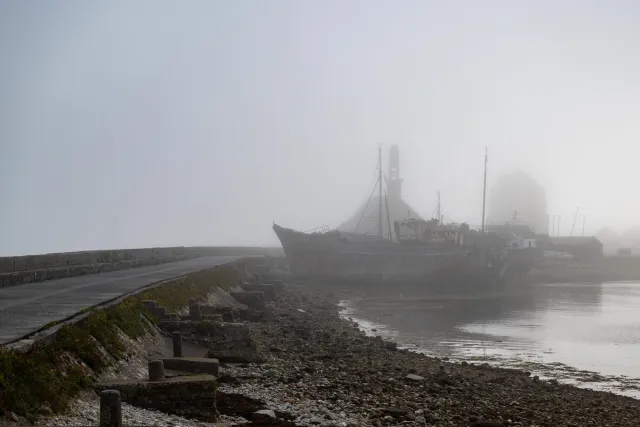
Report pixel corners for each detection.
[617,248,632,257]
[487,171,548,234]
[545,236,604,261]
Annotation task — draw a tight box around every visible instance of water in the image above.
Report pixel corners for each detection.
[339,281,640,398]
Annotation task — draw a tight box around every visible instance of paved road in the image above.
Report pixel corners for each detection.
[0,256,241,345]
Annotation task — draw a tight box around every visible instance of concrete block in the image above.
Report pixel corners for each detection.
[248,264,269,275]
[153,306,167,318]
[199,305,234,322]
[99,389,122,427]
[172,332,183,358]
[230,291,265,309]
[149,360,165,381]
[241,283,276,301]
[203,314,223,323]
[162,357,219,376]
[190,303,202,321]
[265,279,284,293]
[141,300,157,312]
[95,375,216,421]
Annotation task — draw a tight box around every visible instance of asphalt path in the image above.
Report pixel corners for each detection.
[0,256,241,345]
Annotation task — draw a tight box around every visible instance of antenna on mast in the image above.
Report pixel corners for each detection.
[570,207,580,236]
[481,147,488,232]
[378,145,383,240]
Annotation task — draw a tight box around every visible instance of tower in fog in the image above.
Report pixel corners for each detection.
[338,145,421,238]
[487,171,548,234]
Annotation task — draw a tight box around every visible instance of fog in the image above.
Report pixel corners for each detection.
[2,1,640,256]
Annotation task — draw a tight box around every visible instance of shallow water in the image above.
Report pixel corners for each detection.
[340,281,640,398]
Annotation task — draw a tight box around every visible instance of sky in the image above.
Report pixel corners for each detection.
[2,0,640,255]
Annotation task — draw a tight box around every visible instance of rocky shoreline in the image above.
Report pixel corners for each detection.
[25,275,640,427]
[217,281,640,427]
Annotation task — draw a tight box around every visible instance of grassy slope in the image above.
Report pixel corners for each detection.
[0,266,242,421]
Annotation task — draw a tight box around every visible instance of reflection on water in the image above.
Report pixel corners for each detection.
[341,282,640,397]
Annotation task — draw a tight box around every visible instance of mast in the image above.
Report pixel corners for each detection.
[570,207,580,236]
[557,216,561,236]
[384,190,393,239]
[436,191,441,224]
[481,147,488,232]
[378,146,383,240]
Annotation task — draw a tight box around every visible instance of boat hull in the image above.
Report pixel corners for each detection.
[272,224,532,293]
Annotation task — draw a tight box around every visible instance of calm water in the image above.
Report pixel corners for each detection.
[340,282,640,397]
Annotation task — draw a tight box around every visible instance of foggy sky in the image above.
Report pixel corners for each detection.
[2,0,640,255]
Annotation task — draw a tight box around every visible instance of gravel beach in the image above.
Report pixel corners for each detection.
[217,281,640,427]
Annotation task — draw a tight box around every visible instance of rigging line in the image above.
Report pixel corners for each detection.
[355,175,380,232]
[384,190,393,240]
[361,158,379,203]
[431,205,438,219]
[363,222,381,234]
[351,157,380,232]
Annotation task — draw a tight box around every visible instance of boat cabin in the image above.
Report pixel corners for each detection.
[395,218,465,246]
[506,236,536,249]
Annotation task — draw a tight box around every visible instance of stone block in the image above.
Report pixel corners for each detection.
[240,284,276,301]
[190,303,202,321]
[247,264,269,275]
[141,300,157,312]
[95,375,217,421]
[265,279,284,293]
[172,332,183,358]
[203,314,223,323]
[162,357,219,376]
[230,291,265,309]
[153,306,167,318]
[149,360,165,381]
[200,305,235,322]
[99,389,122,427]
[164,312,179,321]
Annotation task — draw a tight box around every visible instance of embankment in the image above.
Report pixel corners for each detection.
[0,246,284,288]
[8,261,640,426]
[0,261,247,422]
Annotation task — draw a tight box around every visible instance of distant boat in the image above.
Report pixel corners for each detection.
[273,148,539,293]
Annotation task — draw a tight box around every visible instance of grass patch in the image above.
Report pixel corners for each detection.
[0,266,241,420]
[137,267,240,313]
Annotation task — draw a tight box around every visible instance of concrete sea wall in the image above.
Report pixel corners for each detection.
[0,259,267,420]
[0,246,284,288]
